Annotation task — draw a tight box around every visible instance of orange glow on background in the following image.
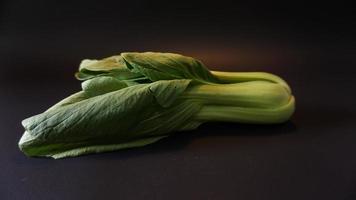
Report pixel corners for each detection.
[138,37,301,72]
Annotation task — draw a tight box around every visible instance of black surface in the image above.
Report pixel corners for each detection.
[1,1,356,199]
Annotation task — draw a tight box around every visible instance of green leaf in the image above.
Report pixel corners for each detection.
[76,52,220,84]
[46,77,129,112]
[51,135,168,159]
[121,52,220,84]
[19,79,201,158]
[76,55,143,81]
[81,76,128,96]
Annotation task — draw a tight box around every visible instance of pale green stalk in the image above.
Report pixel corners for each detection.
[183,80,294,124]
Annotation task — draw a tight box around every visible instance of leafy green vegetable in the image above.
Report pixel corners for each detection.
[19,52,295,159]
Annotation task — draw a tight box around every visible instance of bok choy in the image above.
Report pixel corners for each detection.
[19,52,295,159]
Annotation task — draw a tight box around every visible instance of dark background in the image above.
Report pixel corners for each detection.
[1,1,355,199]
